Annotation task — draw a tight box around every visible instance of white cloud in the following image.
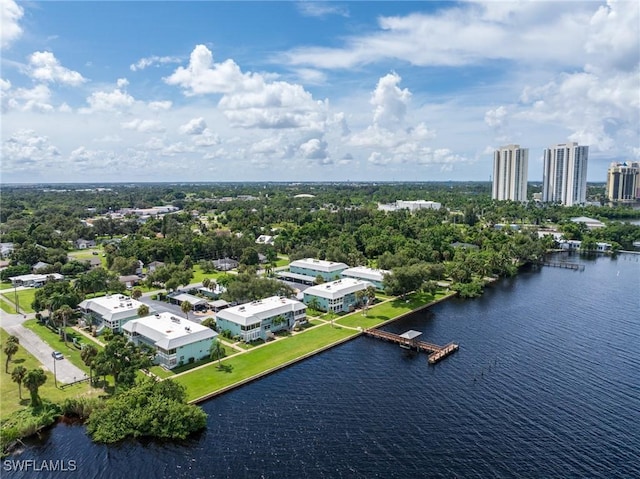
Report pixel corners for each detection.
[1,129,61,170]
[179,117,207,135]
[295,2,349,18]
[148,100,172,111]
[371,72,411,127]
[299,137,330,162]
[27,51,87,86]
[130,55,182,71]
[5,84,53,112]
[82,86,135,113]
[193,131,220,147]
[1,0,24,48]
[166,45,328,130]
[121,118,165,133]
[116,78,129,88]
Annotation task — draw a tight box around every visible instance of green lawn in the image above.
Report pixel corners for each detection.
[175,323,358,401]
[148,366,175,379]
[0,328,95,421]
[0,298,17,314]
[22,320,98,374]
[191,266,227,285]
[0,281,13,291]
[0,288,36,313]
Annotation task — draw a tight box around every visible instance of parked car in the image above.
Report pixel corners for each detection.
[52,351,64,360]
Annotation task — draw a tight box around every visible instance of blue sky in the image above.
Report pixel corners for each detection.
[1,1,639,183]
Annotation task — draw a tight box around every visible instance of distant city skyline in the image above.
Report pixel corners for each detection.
[1,1,638,184]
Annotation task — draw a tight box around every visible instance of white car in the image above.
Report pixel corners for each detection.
[52,351,64,360]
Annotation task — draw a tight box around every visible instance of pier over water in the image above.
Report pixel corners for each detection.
[364,328,459,364]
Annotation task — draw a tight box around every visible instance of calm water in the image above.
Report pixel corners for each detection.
[8,254,640,478]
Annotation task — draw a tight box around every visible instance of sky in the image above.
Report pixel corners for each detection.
[1,0,638,184]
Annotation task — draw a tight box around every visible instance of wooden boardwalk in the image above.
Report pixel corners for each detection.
[364,328,459,364]
[539,261,585,271]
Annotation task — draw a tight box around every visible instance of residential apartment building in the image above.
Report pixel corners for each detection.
[303,278,372,313]
[542,142,589,206]
[606,162,640,202]
[288,258,349,282]
[123,312,216,369]
[215,296,307,342]
[492,144,529,201]
[78,294,154,333]
[341,266,390,290]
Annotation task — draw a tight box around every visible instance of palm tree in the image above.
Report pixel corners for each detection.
[137,304,150,317]
[11,365,27,399]
[23,369,47,407]
[181,300,193,320]
[209,339,225,368]
[53,304,74,345]
[80,344,98,385]
[3,337,19,373]
[131,288,143,301]
[202,278,211,290]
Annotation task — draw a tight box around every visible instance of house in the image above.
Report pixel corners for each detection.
[75,238,96,249]
[288,258,349,282]
[213,258,239,271]
[32,261,51,273]
[0,243,15,258]
[9,273,64,288]
[341,266,390,290]
[119,275,141,289]
[84,257,103,269]
[147,261,165,273]
[198,284,226,299]
[123,312,217,369]
[167,292,209,311]
[78,294,154,333]
[303,278,372,313]
[215,296,307,342]
[570,216,605,230]
[255,235,275,245]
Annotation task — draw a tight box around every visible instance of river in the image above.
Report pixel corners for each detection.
[6,253,640,478]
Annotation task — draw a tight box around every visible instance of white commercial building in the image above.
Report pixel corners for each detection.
[378,200,441,212]
[288,258,349,282]
[9,273,64,288]
[542,142,589,206]
[123,312,217,369]
[303,278,372,313]
[492,144,528,202]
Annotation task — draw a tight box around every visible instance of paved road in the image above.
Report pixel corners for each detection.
[0,310,87,384]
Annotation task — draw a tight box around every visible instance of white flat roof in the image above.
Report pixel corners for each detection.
[342,266,390,283]
[216,296,306,327]
[170,293,208,305]
[79,294,150,322]
[123,312,216,350]
[304,278,371,300]
[10,273,64,283]
[289,258,348,273]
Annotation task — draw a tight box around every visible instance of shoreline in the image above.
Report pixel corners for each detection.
[188,290,459,405]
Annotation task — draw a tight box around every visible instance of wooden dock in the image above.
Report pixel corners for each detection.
[539,261,585,271]
[364,328,459,364]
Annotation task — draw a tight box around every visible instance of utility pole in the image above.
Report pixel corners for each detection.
[53,357,58,388]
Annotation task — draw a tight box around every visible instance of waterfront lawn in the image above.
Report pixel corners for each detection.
[148,366,175,379]
[22,319,97,374]
[175,323,358,402]
[336,290,452,329]
[1,288,36,314]
[0,328,94,421]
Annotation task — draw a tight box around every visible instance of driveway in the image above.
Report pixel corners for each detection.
[0,311,87,384]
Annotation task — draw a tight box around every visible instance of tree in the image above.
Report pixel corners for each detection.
[137,304,150,317]
[209,339,225,367]
[23,368,47,407]
[4,336,19,373]
[52,304,75,345]
[181,301,192,320]
[314,275,325,285]
[202,277,211,290]
[131,288,143,300]
[11,365,27,399]
[307,297,322,313]
[81,344,98,385]
[201,317,216,330]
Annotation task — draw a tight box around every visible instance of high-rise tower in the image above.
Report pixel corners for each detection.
[542,142,589,206]
[492,144,528,202]
[606,162,640,202]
